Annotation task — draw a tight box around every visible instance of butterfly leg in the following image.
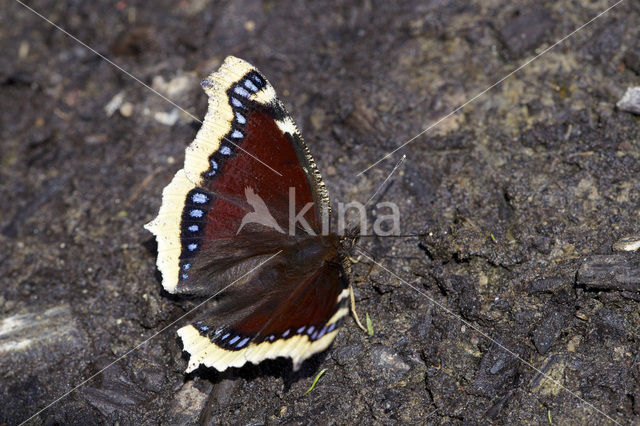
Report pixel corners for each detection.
[349,284,367,332]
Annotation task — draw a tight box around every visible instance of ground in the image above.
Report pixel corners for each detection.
[1,0,639,424]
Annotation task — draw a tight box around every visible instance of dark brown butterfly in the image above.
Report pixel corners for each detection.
[145,56,352,372]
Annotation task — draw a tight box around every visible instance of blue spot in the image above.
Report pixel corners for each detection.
[237,337,250,348]
[221,333,230,341]
[327,323,336,332]
[199,325,209,331]
[188,225,198,232]
[192,193,207,204]
[251,74,263,85]
[231,97,244,108]
[181,273,189,279]
[244,79,259,92]
[188,243,197,251]
[210,159,218,169]
[235,112,246,124]
[228,335,240,345]
[282,329,290,338]
[297,326,305,334]
[307,326,315,335]
[234,86,250,98]
[220,146,231,155]
[268,335,275,341]
[316,326,327,339]
[183,263,191,270]
[190,209,203,218]
[231,130,243,139]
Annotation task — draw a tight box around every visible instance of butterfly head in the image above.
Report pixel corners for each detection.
[338,226,360,255]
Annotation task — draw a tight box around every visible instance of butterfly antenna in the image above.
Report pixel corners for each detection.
[363,154,406,208]
[358,233,429,238]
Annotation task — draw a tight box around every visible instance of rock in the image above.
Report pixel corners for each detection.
[119,102,134,118]
[152,74,197,100]
[104,91,125,117]
[532,309,567,355]
[489,358,505,374]
[612,235,640,252]
[166,381,210,424]
[616,87,640,115]
[153,109,181,126]
[473,340,522,398]
[370,345,410,376]
[576,254,640,291]
[498,6,554,56]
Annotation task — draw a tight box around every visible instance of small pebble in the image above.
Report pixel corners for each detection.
[152,74,194,99]
[18,41,29,59]
[616,87,640,115]
[370,345,410,375]
[154,109,180,126]
[566,335,582,352]
[490,359,505,374]
[575,312,588,321]
[120,102,134,117]
[244,20,256,32]
[105,92,125,117]
[612,235,640,252]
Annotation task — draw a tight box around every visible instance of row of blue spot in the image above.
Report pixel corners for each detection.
[201,71,266,181]
[179,189,213,280]
[179,72,267,281]
[193,319,342,352]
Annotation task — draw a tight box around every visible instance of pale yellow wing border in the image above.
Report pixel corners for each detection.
[178,288,350,372]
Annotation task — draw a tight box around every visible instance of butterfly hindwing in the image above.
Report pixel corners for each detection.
[178,238,349,372]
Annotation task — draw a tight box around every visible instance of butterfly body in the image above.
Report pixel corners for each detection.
[145,56,352,372]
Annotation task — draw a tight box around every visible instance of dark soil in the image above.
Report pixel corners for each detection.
[1,0,639,424]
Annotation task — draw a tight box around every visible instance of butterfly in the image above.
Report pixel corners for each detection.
[145,56,354,373]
